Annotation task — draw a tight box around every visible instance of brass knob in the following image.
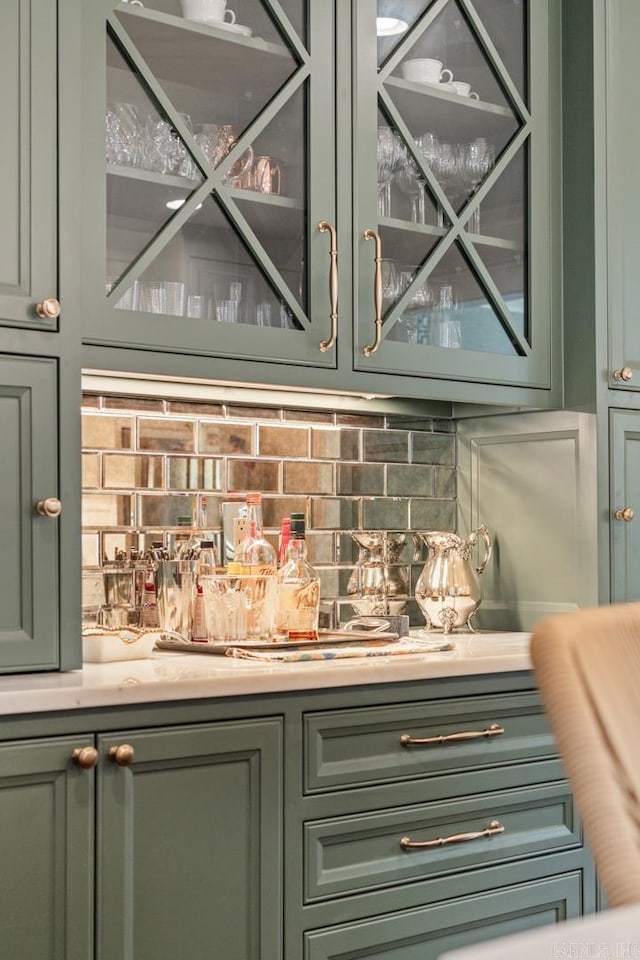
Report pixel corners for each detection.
[35,497,62,518]
[35,297,61,319]
[72,746,99,769]
[613,366,633,382]
[108,744,135,766]
[615,507,635,522]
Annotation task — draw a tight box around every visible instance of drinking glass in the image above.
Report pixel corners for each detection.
[395,160,426,223]
[377,126,404,217]
[138,280,167,314]
[426,282,461,348]
[164,281,186,316]
[462,138,496,233]
[380,258,401,312]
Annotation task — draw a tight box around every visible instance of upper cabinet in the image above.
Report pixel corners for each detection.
[0,0,59,330]
[80,0,561,406]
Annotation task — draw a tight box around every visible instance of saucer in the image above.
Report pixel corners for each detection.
[205,19,253,36]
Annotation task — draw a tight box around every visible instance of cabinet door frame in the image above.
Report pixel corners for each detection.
[80,0,338,369]
[351,0,560,392]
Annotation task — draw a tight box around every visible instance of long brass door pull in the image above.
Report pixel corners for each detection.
[400,722,504,746]
[400,819,505,850]
[318,221,338,352]
[362,229,382,356]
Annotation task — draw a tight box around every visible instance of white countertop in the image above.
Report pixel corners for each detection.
[0,633,531,715]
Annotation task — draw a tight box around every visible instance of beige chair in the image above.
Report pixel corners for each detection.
[530,602,640,908]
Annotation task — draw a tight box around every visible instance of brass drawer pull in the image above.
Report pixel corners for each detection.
[318,221,338,352]
[36,297,61,319]
[400,722,504,746]
[35,497,62,518]
[615,506,635,522]
[362,228,382,356]
[613,365,633,382]
[400,819,505,850]
[108,744,135,766]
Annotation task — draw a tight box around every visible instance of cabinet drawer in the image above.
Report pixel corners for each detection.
[304,693,553,794]
[305,872,583,959]
[304,781,578,902]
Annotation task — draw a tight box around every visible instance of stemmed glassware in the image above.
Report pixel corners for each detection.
[461,138,496,234]
[377,126,404,217]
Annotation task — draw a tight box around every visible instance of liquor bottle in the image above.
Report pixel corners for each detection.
[237,492,277,576]
[278,517,291,567]
[275,514,321,640]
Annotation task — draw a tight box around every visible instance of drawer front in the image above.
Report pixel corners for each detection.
[304,692,553,794]
[304,781,579,902]
[305,872,582,959]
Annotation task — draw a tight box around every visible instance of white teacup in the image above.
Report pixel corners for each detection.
[401,58,453,85]
[180,0,236,24]
[451,80,479,99]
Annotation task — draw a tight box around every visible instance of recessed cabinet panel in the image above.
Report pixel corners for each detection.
[610,410,640,602]
[97,718,282,960]
[0,357,60,671]
[0,0,58,329]
[82,0,336,367]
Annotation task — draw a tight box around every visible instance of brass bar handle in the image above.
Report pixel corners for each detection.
[400,722,504,746]
[615,507,635,522]
[362,228,383,357]
[400,819,505,850]
[108,744,135,766]
[318,221,338,352]
[72,746,99,769]
[36,297,61,319]
[613,366,633,382]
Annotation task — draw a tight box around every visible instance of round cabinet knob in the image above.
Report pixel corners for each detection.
[615,507,635,522]
[613,366,633,382]
[35,298,61,319]
[72,746,99,769]
[108,744,135,766]
[35,498,62,518]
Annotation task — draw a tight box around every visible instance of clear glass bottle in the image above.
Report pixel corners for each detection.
[237,492,277,576]
[197,540,217,576]
[275,514,321,640]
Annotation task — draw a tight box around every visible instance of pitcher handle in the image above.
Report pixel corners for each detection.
[470,524,492,575]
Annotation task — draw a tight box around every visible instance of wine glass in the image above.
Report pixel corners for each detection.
[462,138,496,234]
[395,158,426,223]
[377,126,404,218]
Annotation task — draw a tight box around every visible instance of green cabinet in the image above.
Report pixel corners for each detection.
[0,0,82,673]
[0,716,282,960]
[609,410,640,602]
[79,0,562,407]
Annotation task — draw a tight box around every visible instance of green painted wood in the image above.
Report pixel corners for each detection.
[0,356,61,670]
[304,691,553,794]
[351,0,561,395]
[0,0,58,330]
[609,409,640,601]
[605,0,640,392]
[0,735,94,960]
[304,872,582,959]
[97,717,282,960]
[457,409,599,631]
[305,780,579,902]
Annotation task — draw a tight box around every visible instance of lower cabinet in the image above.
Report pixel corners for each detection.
[0,677,595,960]
[0,717,282,960]
[610,409,640,601]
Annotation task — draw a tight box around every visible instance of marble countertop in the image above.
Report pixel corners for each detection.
[0,632,531,715]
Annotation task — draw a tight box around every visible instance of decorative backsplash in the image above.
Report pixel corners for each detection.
[81,391,457,626]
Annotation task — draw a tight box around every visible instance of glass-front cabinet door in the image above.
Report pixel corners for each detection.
[81,0,336,367]
[353,0,556,389]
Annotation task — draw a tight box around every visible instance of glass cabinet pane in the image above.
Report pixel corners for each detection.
[368,0,530,357]
[102,0,317,341]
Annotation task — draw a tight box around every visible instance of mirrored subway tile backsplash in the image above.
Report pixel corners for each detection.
[81,393,457,627]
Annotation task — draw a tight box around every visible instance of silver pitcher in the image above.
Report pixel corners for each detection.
[347,531,411,617]
[414,525,492,634]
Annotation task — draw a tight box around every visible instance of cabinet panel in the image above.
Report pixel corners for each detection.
[97,717,282,960]
[0,0,58,330]
[305,781,579,902]
[305,873,582,960]
[0,736,94,960]
[304,692,553,793]
[0,356,61,670]
[609,410,640,601]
